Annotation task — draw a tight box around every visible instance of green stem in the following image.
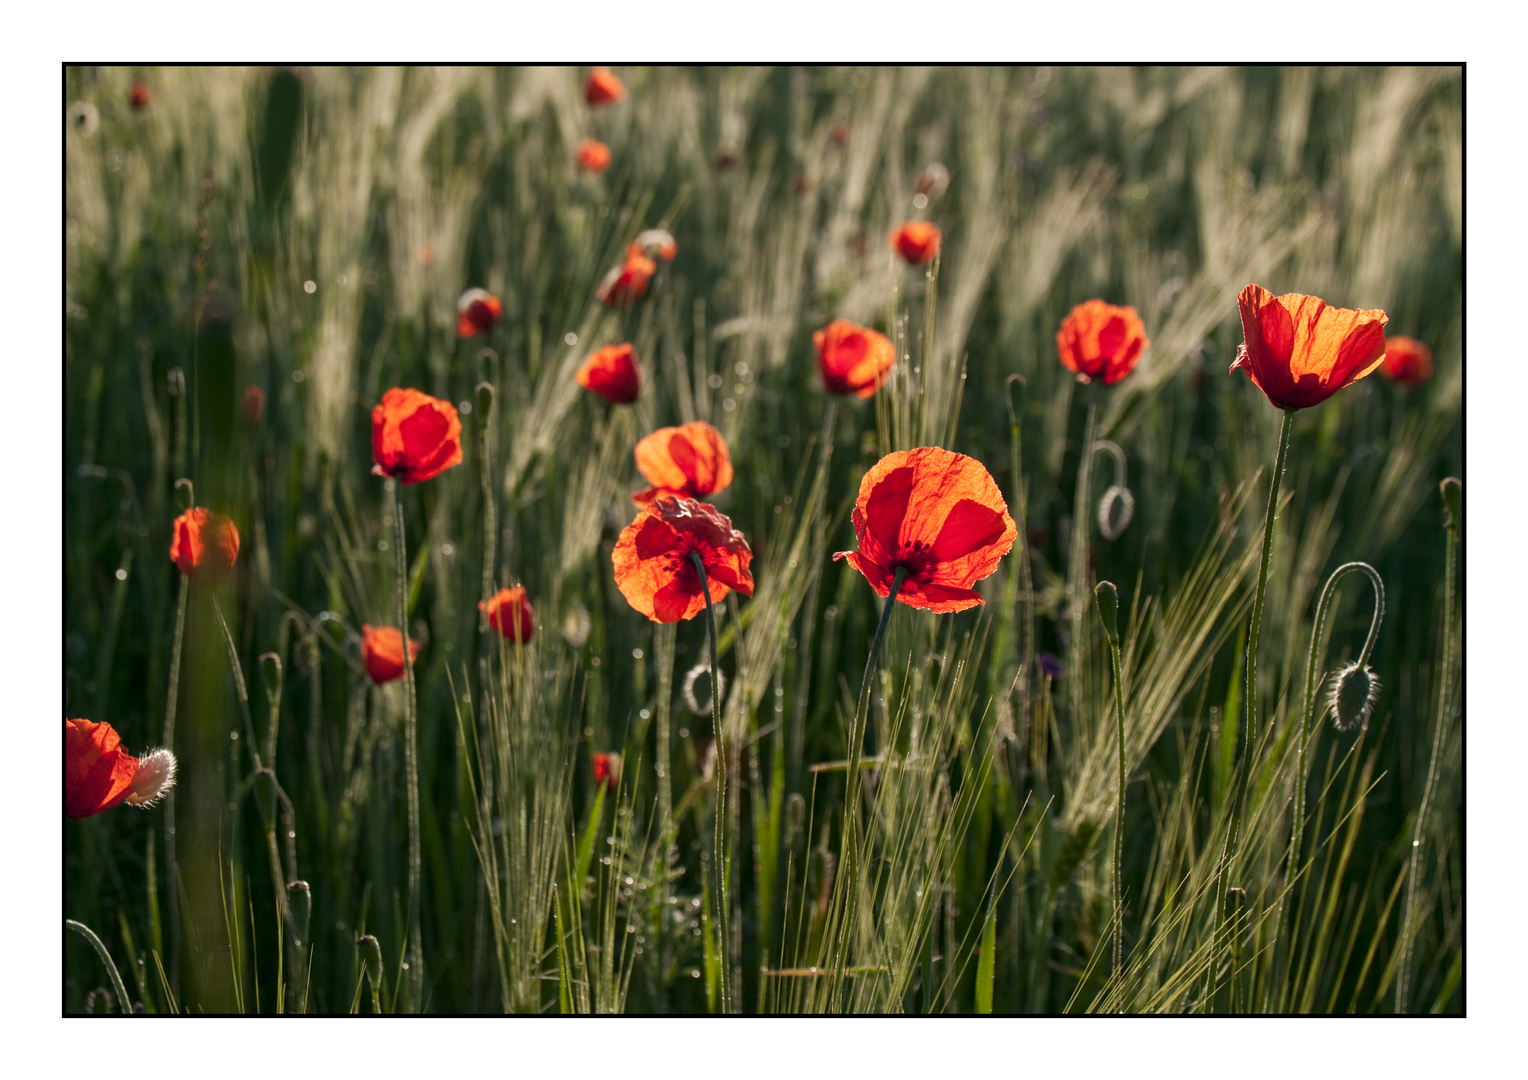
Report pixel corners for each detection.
[690,551,730,1014]
[394,480,424,1013]
[1067,394,1099,729]
[1108,636,1126,986]
[68,918,134,1015]
[161,570,188,998]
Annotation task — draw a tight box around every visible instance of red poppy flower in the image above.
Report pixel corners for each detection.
[627,228,677,263]
[593,752,622,791]
[481,586,536,644]
[814,319,895,398]
[577,343,641,405]
[833,446,1017,613]
[1231,284,1388,410]
[242,385,265,425]
[129,82,150,110]
[457,287,502,338]
[632,421,733,505]
[577,138,612,174]
[830,123,850,146]
[1055,300,1150,386]
[66,719,177,819]
[889,221,941,264]
[585,67,626,106]
[612,495,754,623]
[596,254,657,306]
[1381,335,1433,387]
[170,507,240,583]
[361,624,421,685]
[715,149,738,169]
[371,388,463,485]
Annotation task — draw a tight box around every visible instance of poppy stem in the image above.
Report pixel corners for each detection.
[1067,392,1100,731]
[67,918,134,1016]
[161,568,189,999]
[689,550,731,1014]
[393,480,424,1013]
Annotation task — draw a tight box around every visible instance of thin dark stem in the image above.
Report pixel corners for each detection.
[161,570,188,998]
[1108,637,1126,986]
[690,550,730,1014]
[1067,393,1099,729]
[394,481,424,1013]
[68,919,134,1015]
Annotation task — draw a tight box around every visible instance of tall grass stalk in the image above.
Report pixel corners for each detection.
[391,480,424,1012]
[1094,582,1126,987]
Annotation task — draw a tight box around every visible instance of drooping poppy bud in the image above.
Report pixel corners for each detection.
[585,66,626,106]
[613,496,754,623]
[242,385,265,426]
[596,254,658,306]
[66,719,177,819]
[577,138,612,175]
[1094,581,1120,646]
[814,319,895,399]
[632,421,733,504]
[833,446,1017,613]
[1328,663,1379,732]
[1231,284,1388,410]
[456,287,503,339]
[170,507,240,583]
[1381,335,1433,387]
[593,752,622,791]
[577,343,641,404]
[361,624,422,685]
[129,82,150,110]
[888,221,942,265]
[682,661,726,717]
[371,388,463,484]
[481,586,536,644]
[627,228,677,262]
[1056,300,1149,386]
[1097,485,1135,541]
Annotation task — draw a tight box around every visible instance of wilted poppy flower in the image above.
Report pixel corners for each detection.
[1381,335,1433,387]
[596,253,657,306]
[1055,300,1150,386]
[585,66,626,106]
[361,624,421,685]
[242,385,265,426]
[633,421,733,505]
[628,228,677,263]
[371,388,463,485]
[577,343,641,404]
[834,446,1017,613]
[456,287,502,338]
[66,719,177,819]
[577,138,612,174]
[170,507,240,583]
[481,586,536,644]
[889,221,941,264]
[593,752,622,791]
[814,319,895,398]
[1231,284,1388,410]
[612,495,754,623]
[129,82,150,110]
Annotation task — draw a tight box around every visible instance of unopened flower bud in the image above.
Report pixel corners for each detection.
[476,381,495,417]
[287,881,311,946]
[1440,477,1461,531]
[1005,374,1026,430]
[1329,662,1379,732]
[358,934,384,989]
[125,748,177,808]
[1094,581,1120,646]
[1098,484,1135,540]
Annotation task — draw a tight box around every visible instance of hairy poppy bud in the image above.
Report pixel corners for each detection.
[1440,477,1461,531]
[1329,662,1379,732]
[358,934,384,991]
[683,662,727,716]
[1094,581,1120,646]
[476,381,495,417]
[124,748,177,808]
[287,881,312,946]
[1098,485,1135,540]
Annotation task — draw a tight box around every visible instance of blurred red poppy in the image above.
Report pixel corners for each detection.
[577,138,612,174]
[627,229,677,263]
[577,343,641,404]
[633,421,733,505]
[834,446,1017,613]
[1381,335,1433,387]
[66,719,177,819]
[814,319,895,398]
[242,385,265,425]
[371,388,463,485]
[889,221,941,264]
[830,123,850,146]
[593,752,622,791]
[361,624,421,685]
[1232,284,1388,410]
[457,287,502,338]
[585,67,626,106]
[612,496,754,623]
[170,507,240,583]
[596,254,657,306]
[481,586,536,644]
[1055,300,1149,386]
[129,82,150,110]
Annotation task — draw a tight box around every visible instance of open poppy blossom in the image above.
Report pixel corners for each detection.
[889,221,941,264]
[814,318,895,398]
[577,343,641,404]
[456,287,502,338]
[1231,284,1388,410]
[371,388,463,485]
[66,719,177,819]
[1381,335,1433,387]
[170,507,240,583]
[628,228,677,263]
[633,421,733,505]
[612,495,754,623]
[596,253,657,306]
[585,66,626,106]
[577,138,612,174]
[481,586,536,644]
[129,82,150,110]
[1055,300,1150,385]
[593,752,622,791]
[834,446,1017,613]
[361,624,421,685]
